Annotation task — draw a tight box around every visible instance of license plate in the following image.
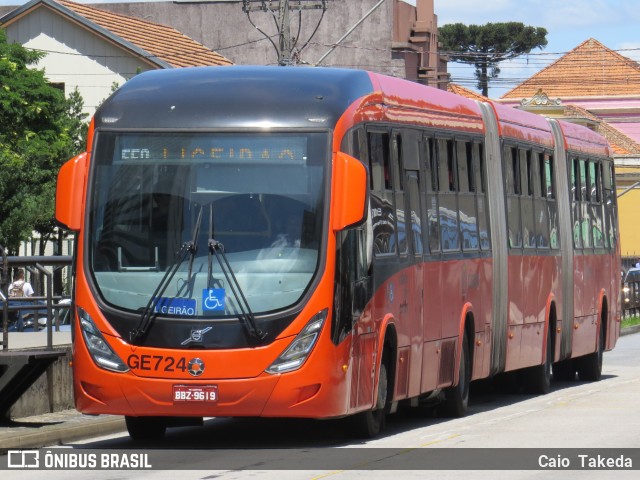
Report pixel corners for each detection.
[173,385,218,403]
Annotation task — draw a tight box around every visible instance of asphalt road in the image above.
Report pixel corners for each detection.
[3,331,640,479]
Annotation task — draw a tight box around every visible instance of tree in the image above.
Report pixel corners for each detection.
[0,29,87,255]
[439,22,548,97]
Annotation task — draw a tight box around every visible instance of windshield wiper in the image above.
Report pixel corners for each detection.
[208,239,266,342]
[130,205,204,343]
[130,241,194,342]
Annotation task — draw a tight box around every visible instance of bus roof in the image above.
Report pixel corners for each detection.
[94,66,375,130]
[365,72,485,134]
[556,120,611,157]
[490,101,555,148]
[95,66,488,134]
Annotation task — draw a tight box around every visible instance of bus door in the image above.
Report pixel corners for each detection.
[395,130,425,399]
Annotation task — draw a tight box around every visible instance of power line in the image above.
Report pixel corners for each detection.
[242,0,331,65]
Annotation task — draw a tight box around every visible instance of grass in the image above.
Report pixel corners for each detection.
[622,315,640,329]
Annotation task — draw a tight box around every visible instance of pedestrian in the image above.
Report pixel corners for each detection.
[8,268,34,331]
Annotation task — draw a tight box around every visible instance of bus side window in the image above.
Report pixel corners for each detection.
[580,158,592,248]
[368,131,397,256]
[332,227,370,344]
[592,161,601,246]
[424,136,440,253]
[545,154,559,249]
[475,142,490,250]
[438,138,459,252]
[570,157,582,249]
[457,140,479,251]
[504,145,522,249]
[534,152,550,249]
[521,148,535,249]
[603,160,617,247]
[393,133,408,255]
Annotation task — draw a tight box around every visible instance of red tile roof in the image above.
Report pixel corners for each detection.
[501,38,640,99]
[54,0,232,68]
[447,83,491,102]
[563,105,640,155]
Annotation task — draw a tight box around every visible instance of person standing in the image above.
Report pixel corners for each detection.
[8,269,34,331]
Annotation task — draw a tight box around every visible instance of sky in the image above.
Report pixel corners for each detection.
[422,0,640,97]
[1,0,640,98]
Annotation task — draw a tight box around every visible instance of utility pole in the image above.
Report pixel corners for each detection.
[242,0,331,66]
[278,0,292,65]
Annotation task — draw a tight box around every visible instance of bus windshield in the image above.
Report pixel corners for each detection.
[88,132,328,317]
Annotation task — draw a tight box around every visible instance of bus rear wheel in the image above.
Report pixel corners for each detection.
[439,334,470,417]
[522,327,552,394]
[576,322,605,381]
[125,416,167,441]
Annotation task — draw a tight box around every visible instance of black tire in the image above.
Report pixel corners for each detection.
[125,416,167,441]
[439,334,470,417]
[576,322,605,382]
[350,357,390,438]
[522,328,552,394]
[552,358,576,381]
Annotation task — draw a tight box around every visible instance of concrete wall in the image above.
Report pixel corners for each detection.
[98,0,407,77]
[9,347,74,419]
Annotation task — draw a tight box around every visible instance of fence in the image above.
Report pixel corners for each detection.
[0,244,73,351]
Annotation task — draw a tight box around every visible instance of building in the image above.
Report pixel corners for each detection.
[1,0,449,111]
[497,38,640,258]
[447,82,490,102]
[0,0,232,116]
[1,0,232,258]
[96,0,448,88]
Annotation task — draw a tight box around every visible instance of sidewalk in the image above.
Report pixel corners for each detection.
[0,410,125,453]
[1,325,639,453]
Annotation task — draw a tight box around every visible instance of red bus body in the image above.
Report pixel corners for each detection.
[56,67,620,436]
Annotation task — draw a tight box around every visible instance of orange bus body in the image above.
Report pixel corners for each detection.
[56,67,620,436]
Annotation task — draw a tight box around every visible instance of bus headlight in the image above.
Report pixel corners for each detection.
[266,309,327,374]
[78,307,129,373]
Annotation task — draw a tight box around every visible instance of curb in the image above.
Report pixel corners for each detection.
[621,324,640,336]
[0,416,125,453]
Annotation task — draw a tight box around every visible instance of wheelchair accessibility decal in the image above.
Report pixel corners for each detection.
[203,288,226,312]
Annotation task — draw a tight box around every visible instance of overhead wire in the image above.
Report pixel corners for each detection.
[15,26,640,92]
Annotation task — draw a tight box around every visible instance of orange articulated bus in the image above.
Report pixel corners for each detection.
[55,67,621,440]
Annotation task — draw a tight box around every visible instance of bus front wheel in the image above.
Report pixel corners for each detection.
[350,354,390,438]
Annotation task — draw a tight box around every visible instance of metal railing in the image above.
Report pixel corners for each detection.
[1,244,73,351]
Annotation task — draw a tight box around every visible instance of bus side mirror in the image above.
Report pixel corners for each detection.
[332,151,367,231]
[56,152,88,231]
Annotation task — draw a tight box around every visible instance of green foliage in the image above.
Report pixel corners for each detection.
[0,30,87,253]
[439,22,548,97]
[622,315,640,329]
